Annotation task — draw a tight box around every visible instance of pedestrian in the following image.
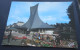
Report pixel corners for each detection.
[47,35,49,41]
[7,30,12,44]
[53,35,56,45]
[42,35,43,40]
[38,36,40,40]
[56,36,60,46]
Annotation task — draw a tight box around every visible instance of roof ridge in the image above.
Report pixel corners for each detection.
[30,4,39,30]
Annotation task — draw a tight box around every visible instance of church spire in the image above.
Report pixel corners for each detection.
[21,4,55,30]
[30,3,39,17]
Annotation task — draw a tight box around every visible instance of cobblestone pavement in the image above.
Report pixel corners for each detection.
[2,38,22,46]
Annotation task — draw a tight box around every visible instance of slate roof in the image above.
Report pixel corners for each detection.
[20,4,55,30]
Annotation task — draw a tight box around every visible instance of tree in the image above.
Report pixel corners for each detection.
[67,3,76,30]
[67,3,77,40]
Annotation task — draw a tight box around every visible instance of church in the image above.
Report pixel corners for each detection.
[8,4,55,35]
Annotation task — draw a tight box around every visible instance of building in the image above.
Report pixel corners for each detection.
[7,4,55,35]
[21,4,55,34]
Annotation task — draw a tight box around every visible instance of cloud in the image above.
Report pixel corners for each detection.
[41,16,56,21]
[7,15,29,25]
[7,2,72,25]
[40,15,70,25]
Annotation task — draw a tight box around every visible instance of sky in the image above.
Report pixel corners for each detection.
[7,1,72,26]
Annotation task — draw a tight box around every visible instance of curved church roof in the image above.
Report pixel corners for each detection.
[20,4,55,30]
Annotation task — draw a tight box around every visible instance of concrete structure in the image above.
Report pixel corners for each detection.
[19,4,55,34]
[7,4,55,35]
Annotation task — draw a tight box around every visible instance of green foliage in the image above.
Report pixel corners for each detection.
[43,44,53,47]
[67,3,76,30]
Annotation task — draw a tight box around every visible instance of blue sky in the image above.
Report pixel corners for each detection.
[7,1,72,26]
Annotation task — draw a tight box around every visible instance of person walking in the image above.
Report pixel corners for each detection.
[56,36,61,46]
[7,30,12,44]
[53,36,56,46]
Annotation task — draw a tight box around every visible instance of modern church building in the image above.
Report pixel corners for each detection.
[7,4,55,35]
